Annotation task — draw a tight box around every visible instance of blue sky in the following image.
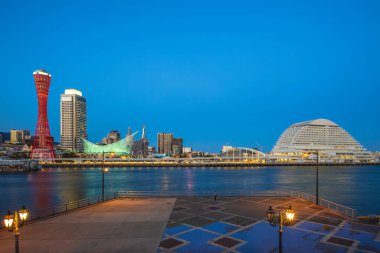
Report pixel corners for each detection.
[0,0,379,152]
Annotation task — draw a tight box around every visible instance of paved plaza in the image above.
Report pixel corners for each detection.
[158,197,380,253]
[0,198,175,253]
[1,197,379,253]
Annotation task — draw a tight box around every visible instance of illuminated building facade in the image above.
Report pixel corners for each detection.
[103,130,120,144]
[172,138,183,156]
[83,132,136,155]
[60,89,87,152]
[157,133,173,154]
[10,129,31,144]
[269,119,375,163]
[30,70,55,159]
[132,126,149,156]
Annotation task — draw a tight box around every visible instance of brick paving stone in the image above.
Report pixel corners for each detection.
[182,216,214,227]
[223,216,258,227]
[213,237,242,248]
[201,211,232,221]
[205,206,223,211]
[319,211,346,219]
[344,222,380,234]
[173,206,188,212]
[308,215,343,226]
[175,200,192,206]
[308,205,325,210]
[159,237,184,249]
[169,211,193,222]
[183,208,210,216]
[327,236,354,247]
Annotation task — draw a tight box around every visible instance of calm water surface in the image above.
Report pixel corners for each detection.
[0,166,379,215]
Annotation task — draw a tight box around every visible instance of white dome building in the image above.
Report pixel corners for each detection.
[269,119,375,163]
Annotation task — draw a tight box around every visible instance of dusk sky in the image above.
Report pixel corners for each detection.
[0,0,379,152]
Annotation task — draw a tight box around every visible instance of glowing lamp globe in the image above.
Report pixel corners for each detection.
[19,206,29,222]
[3,211,14,229]
[266,206,275,223]
[285,206,295,223]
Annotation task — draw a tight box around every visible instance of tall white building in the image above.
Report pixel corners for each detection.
[60,89,87,152]
[269,119,375,163]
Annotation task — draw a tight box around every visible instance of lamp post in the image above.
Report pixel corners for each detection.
[315,150,319,205]
[3,206,29,253]
[101,151,109,201]
[266,205,295,253]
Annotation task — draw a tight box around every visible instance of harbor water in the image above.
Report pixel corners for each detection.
[0,165,379,216]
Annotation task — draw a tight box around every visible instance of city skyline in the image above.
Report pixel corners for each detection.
[1,1,380,153]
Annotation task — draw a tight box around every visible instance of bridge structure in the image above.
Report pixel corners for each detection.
[220,147,266,162]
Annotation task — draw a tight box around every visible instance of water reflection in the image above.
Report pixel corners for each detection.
[0,166,379,215]
[185,168,194,191]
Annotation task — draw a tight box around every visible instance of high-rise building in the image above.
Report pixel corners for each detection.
[173,138,183,156]
[60,89,87,152]
[104,130,120,144]
[0,133,2,145]
[10,129,22,143]
[10,129,31,144]
[31,70,55,159]
[182,147,192,154]
[157,133,183,155]
[0,132,10,143]
[133,125,149,156]
[148,146,155,156]
[157,133,173,154]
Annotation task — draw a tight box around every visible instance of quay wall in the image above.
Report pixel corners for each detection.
[40,161,380,168]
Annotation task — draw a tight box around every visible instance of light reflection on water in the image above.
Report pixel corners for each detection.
[0,166,379,215]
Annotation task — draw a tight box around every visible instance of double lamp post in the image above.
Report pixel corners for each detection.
[266,205,295,253]
[3,206,29,253]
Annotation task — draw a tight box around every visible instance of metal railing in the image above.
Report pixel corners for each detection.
[319,198,356,218]
[0,193,118,229]
[290,191,317,203]
[116,190,291,198]
[290,191,356,218]
[28,194,117,221]
[1,190,356,229]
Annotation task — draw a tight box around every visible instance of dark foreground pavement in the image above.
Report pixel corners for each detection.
[158,196,380,253]
[1,196,379,253]
[0,198,175,253]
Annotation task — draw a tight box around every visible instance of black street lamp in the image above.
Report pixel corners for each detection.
[266,205,295,253]
[101,151,109,201]
[315,150,319,205]
[3,206,29,253]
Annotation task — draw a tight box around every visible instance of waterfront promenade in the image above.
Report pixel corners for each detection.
[0,198,175,253]
[1,196,379,252]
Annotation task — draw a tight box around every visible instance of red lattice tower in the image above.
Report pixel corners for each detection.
[30,69,55,159]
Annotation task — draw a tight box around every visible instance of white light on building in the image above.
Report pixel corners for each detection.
[270,119,374,163]
[60,89,87,152]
